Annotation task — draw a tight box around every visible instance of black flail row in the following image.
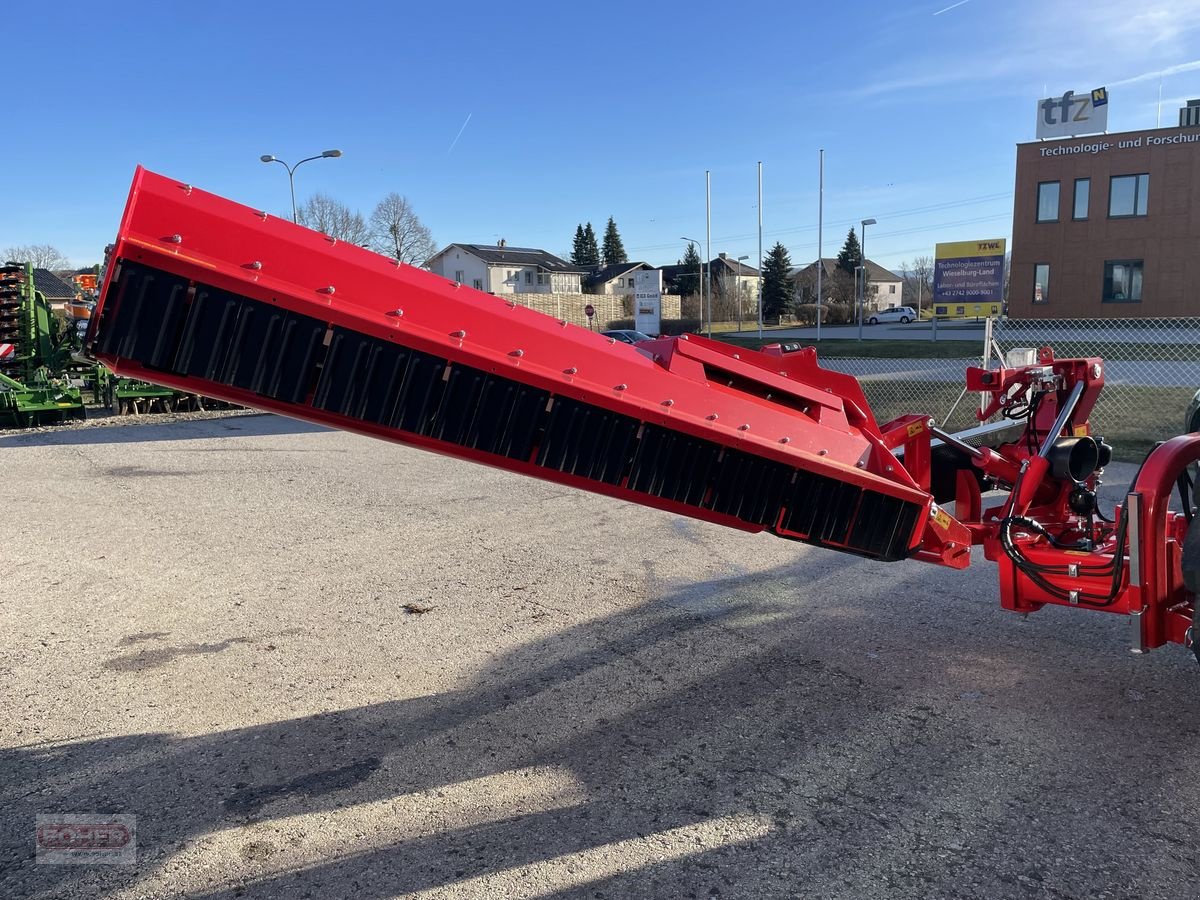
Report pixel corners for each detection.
[94,260,920,560]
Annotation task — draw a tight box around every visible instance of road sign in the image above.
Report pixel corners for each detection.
[584,304,595,319]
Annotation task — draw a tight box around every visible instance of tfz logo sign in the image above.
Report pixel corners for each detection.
[1036,88,1108,139]
[976,241,1002,252]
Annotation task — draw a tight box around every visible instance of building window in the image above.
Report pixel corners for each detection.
[1109,174,1149,217]
[537,273,547,285]
[1073,178,1090,220]
[472,278,483,290]
[1103,260,1143,302]
[1033,264,1049,303]
[525,271,532,284]
[1036,181,1060,222]
[454,269,464,283]
[888,284,896,294]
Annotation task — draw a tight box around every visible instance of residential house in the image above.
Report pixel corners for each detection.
[426,243,588,294]
[32,268,79,314]
[791,258,903,312]
[709,253,761,305]
[658,253,760,299]
[658,262,701,296]
[587,262,653,295]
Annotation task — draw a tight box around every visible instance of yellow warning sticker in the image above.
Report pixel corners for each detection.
[933,509,952,531]
[1073,425,1089,437]
[907,421,924,438]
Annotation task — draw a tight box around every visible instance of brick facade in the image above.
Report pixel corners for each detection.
[1010,126,1200,318]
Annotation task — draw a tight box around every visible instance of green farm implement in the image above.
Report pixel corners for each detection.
[0,262,84,427]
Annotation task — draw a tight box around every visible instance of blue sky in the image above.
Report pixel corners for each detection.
[5,0,1200,272]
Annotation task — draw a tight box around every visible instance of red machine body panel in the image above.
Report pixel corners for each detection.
[86,168,939,564]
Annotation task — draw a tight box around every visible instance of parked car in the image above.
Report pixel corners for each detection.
[602,329,654,344]
[867,306,918,325]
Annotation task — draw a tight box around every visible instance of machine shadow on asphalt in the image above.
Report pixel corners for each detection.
[5,551,1197,899]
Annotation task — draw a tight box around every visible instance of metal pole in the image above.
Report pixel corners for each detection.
[736,265,741,334]
[682,237,703,333]
[857,222,867,341]
[705,170,712,338]
[757,161,763,339]
[261,151,341,224]
[735,255,749,333]
[854,267,864,340]
[982,316,994,417]
[287,167,298,223]
[816,149,823,342]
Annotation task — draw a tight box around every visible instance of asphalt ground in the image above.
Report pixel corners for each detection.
[2,413,1199,899]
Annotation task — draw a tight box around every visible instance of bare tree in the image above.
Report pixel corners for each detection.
[296,194,369,245]
[795,264,854,307]
[713,272,741,323]
[898,256,935,312]
[369,193,437,266]
[2,243,70,270]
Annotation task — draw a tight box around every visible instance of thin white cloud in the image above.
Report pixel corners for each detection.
[851,0,1200,102]
[933,0,971,15]
[854,57,1024,97]
[1108,59,1200,88]
[447,113,473,153]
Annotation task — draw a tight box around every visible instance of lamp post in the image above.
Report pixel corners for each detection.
[857,217,876,340]
[757,161,763,340]
[259,149,343,223]
[705,171,712,338]
[681,237,704,333]
[734,254,749,332]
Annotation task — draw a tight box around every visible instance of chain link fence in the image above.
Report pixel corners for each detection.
[819,356,986,433]
[990,316,1200,460]
[813,317,1200,461]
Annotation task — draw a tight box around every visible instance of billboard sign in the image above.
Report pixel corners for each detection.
[933,239,1006,308]
[1036,87,1108,139]
[633,269,662,335]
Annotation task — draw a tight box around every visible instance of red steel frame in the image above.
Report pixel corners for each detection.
[86,168,1200,656]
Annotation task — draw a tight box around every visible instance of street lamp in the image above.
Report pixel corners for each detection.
[734,255,749,332]
[681,237,704,333]
[260,149,343,223]
[857,217,876,340]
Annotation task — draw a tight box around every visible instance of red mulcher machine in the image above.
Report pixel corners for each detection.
[85,169,1200,660]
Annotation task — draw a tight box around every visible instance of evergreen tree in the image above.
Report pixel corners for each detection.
[836,228,862,275]
[573,225,588,267]
[761,242,794,321]
[581,222,600,267]
[601,217,627,266]
[570,224,588,267]
[676,242,702,297]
